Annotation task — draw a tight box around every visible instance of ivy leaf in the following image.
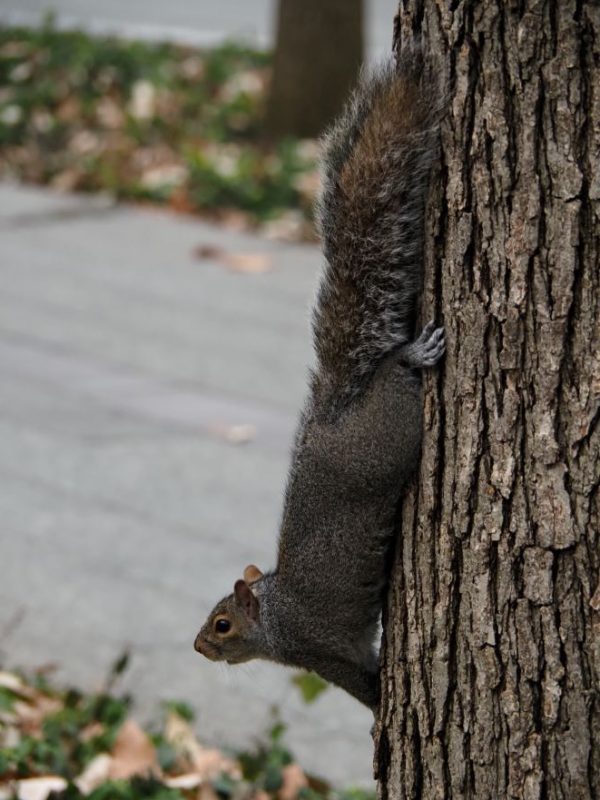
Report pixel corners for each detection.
[212,772,237,797]
[291,673,329,704]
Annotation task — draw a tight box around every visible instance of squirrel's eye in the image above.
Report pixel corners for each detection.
[215,618,231,634]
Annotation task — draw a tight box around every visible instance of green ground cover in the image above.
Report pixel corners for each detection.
[0,22,319,239]
[0,661,372,800]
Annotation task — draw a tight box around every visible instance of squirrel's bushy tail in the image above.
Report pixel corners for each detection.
[313,47,440,410]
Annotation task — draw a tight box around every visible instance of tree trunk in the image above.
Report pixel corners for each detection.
[376,2,600,798]
[264,0,363,138]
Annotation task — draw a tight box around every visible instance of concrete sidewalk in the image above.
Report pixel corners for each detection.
[0,183,374,786]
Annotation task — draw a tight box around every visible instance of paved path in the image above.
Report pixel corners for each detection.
[0,184,374,786]
[0,0,397,61]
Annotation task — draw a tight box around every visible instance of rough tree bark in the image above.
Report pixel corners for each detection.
[264,0,363,138]
[376,2,600,798]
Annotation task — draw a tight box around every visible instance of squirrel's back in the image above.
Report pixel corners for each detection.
[313,50,440,412]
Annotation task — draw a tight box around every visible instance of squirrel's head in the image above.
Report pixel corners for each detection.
[194,565,266,665]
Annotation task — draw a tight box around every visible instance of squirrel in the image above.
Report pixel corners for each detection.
[194,49,444,711]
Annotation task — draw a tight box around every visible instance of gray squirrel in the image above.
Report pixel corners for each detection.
[194,50,444,711]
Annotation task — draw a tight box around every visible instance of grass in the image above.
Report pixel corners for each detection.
[0,21,320,239]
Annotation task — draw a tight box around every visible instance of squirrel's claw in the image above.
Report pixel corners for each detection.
[399,321,446,368]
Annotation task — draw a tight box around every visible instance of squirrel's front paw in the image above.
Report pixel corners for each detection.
[400,321,445,368]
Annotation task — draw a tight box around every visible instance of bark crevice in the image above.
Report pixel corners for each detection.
[378,2,600,798]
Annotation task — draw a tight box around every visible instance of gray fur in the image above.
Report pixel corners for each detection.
[314,50,442,413]
[195,51,443,711]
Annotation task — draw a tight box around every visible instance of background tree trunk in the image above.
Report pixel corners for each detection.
[264,0,363,138]
[376,2,600,798]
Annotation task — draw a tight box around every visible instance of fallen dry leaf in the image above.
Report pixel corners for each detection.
[0,672,22,689]
[219,69,264,103]
[262,211,305,243]
[193,244,223,260]
[0,672,31,697]
[222,253,272,273]
[225,423,257,444]
[79,721,105,742]
[129,80,157,120]
[69,130,101,156]
[168,186,195,214]
[51,168,85,193]
[74,753,113,794]
[192,748,241,782]
[109,718,160,780]
[279,764,309,800]
[163,773,202,790]
[0,41,31,59]
[164,712,241,780]
[12,696,63,735]
[197,785,220,800]
[292,169,320,203]
[0,722,20,748]
[164,711,205,768]
[15,776,67,800]
[193,245,272,274]
[217,208,253,232]
[179,55,204,80]
[208,422,257,445]
[140,163,188,190]
[0,674,64,735]
[55,96,81,122]
[96,97,125,129]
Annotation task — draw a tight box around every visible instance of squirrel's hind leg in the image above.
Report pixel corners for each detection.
[399,321,445,369]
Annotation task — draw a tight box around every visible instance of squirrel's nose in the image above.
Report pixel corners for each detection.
[194,633,219,660]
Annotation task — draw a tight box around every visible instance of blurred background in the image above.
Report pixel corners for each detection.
[0,0,397,793]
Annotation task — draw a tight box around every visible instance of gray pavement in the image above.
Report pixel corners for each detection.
[0,183,374,787]
[0,0,398,61]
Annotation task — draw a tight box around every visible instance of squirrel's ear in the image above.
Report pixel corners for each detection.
[243,564,263,584]
[234,579,260,621]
